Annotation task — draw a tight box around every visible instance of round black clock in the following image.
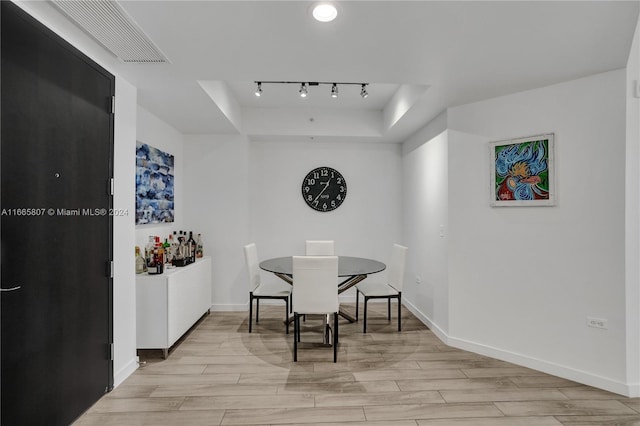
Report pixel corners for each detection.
[301,166,347,212]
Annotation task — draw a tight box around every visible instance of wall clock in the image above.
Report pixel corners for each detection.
[301,166,347,212]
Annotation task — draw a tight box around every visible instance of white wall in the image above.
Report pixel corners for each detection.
[251,140,403,302]
[184,138,403,309]
[134,107,185,249]
[402,127,449,338]
[183,134,251,309]
[403,69,629,395]
[625,14,640,396]
[112,79,138,387]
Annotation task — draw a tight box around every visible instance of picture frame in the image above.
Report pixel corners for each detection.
[135,141,175,224]
[489,133,555,207]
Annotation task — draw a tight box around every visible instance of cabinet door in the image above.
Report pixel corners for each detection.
[168,259,211,345]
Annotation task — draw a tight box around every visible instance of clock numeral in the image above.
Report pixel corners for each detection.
[336,178,342,184]
[331,200,336,208]
[313,200,319,207]
[304,186,310,193]
[320,169,329,177]
[313,172,320,179]
[340,186,345,192]
[322,203,328,210]
[337,194,342,201]
[307,179,315,185]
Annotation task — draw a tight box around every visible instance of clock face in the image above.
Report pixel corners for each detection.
[301,167,347,212]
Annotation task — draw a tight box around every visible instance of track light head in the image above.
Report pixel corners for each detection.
[255,82,262,97]
[299,83,308,98]
[360,84,368,99]
[331,83,338,98]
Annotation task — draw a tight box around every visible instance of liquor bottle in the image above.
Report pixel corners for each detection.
[196,233,204,258]
[176,232,187,266]
[135,246,145,274]
[187,231,196,263]
[151,236,164,274]
[145,236,155,270]
[171,233,180,265]
[163,238,171,264]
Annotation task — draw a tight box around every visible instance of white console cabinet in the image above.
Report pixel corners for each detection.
[136,256,212,358]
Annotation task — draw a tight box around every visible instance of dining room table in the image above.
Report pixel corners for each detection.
[259,255,386,322]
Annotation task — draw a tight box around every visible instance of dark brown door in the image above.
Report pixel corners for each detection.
[1,2,114,425]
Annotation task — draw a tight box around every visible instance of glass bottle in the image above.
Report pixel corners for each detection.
[153,236,164,274]
[196,233,204,258]
[187,231,196,263]
[163,238,171,264]
[145,236,156,271]
[135,246,145,274]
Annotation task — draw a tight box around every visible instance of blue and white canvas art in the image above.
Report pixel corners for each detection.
[136,142,175,224]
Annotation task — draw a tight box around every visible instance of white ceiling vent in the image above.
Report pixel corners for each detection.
[50,0,169,63]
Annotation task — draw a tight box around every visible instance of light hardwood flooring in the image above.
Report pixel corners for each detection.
[74,304,640,426]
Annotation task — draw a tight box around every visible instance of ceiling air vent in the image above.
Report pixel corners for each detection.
[50,0,168,63]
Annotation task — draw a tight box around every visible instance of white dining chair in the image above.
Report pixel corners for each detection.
[292,255,340,362]
[305,240,334,255]
[243,243,292,334]
[355,244,408,333]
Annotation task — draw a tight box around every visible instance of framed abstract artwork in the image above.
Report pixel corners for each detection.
[135,141,175,224]
[489,134,555,207]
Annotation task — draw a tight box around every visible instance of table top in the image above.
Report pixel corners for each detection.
[259,256,386,277]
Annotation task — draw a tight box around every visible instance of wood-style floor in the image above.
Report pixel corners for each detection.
[74,304,640,426]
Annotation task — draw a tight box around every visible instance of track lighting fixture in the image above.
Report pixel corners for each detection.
[360,84,368,99]
[253,81,369,99]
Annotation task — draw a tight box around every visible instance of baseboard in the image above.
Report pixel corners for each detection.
[402,298,448,343]
[449,335,633,397]
[113,356,139,388]
[210,303,247,312]
[402,299,635,397]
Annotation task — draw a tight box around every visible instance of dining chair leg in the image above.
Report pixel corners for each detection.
[363,296,368,333]
[256,299,260,323]
[293,313,298,362]
[249,294,253,333]
[333,312,338,363]
[285,298,289,334]
[398,293,402,332]
[355,289,360,321]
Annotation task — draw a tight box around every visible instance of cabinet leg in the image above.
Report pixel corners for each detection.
[163,348,168,359]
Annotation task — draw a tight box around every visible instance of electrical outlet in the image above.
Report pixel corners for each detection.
[415,275,422,284]
[587,317,608,329]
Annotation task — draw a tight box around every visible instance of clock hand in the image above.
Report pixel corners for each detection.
[313,179,331,203]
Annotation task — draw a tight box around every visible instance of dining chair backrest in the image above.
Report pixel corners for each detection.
[388,243,408,292]
[292,255,339,314]
[305,240,334,255]
[243,243,261,293]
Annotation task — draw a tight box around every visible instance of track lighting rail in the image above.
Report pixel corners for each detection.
[254,81,369,98]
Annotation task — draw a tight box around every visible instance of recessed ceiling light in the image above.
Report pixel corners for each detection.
[312,2,338,22]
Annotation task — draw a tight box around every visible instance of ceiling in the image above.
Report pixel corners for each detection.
[41,1,640,143]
